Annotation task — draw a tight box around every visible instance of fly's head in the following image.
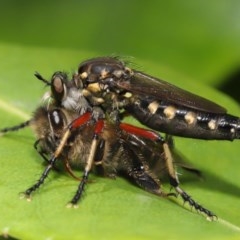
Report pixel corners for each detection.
[35,71,92,115]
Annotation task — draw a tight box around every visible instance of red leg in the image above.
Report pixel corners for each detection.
[68,118,105,206]
[119,122,164,142]
[23,112,98,199]
[64,116,104,182]
[70,112,92,129]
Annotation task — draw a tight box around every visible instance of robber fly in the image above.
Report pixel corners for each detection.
[0,71,215,219]
[74,57,240,141]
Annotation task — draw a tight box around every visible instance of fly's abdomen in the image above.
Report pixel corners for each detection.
[126,99,240,140]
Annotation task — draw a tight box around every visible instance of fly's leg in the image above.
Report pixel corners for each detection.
[163,142,217,220]
[67,119,105,207]
[22,112,92,200]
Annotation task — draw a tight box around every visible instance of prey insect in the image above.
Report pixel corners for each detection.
[76,57,240,141]
[0,104,215,218]
[0,70,216,219]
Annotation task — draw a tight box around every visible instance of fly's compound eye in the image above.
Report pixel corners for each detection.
[51,72,68,103]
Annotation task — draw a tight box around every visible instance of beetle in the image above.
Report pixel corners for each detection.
[75,57,240,141]
[0,70,216,219]
[0,103,214,218]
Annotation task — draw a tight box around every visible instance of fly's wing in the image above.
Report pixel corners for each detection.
[117,71,226,114]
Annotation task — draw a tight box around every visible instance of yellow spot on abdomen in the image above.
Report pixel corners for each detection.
[184,111,197,125]
[208,120,217,130]
[148,101,159,114]
[163,106,176,119]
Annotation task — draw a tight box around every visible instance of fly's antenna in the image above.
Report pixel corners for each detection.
[34,72,51,86]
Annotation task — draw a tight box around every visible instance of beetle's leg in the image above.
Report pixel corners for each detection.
[63,138,106,181]
[34,139,51,164]
[34,138,60,172]
[93,139,106,176]
[120,140,167,196]
[63,159,82,181]
[23,126,71,200]
[22,161,57,201]
[119,122,164,142]
[163,142,216,219]
[120,123,215,218]
[0,120,31,135]
[68,119,105,207]
[119,123,169,195]
[22,112,92,200]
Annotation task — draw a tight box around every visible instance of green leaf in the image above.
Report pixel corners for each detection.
[0,43,240,240]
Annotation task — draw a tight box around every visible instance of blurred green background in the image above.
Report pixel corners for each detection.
[0,0,239,100]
